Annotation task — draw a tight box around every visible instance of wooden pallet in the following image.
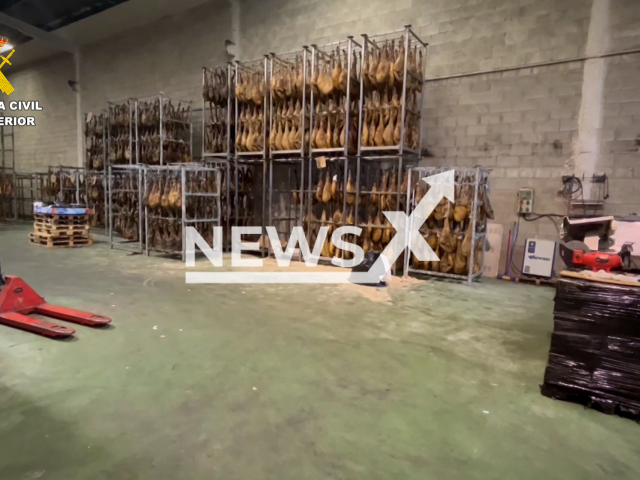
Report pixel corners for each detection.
[29,232,93,248]
[498,274,557,286]
[32,230,90,240]
[34,213,89,226]
[34,222,90,236]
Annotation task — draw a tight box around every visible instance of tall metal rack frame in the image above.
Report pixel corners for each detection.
[143,164,222,261]
[0,116,16,221]
[234,57,269,159]
[266,48,310,255]
[0,166,16,222]
[301,157,351,264]
[234,57,270,255]
[403,166,491,286]
[202,63,235,159]
[204,158,233,249]
[47,165,85,204]
[84,111,107,171]
[357,25,428,158]
[202,158,266,252]
[267,157,305,250]
[85,170,108,233]
[268,48,310,159]
[107,164,145,253]
[308,36,362,158]
[108,99,137,166]
[84,111,108,233]
[136,93,193,166]
[235,158,268,256]
[203,64,235,249]
[1,113,15,170]
[34,172,54,204]
[306,155,414,273]
[15,173,43,220]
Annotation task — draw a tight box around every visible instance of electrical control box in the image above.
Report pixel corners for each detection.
[518,188,534,214]
[522,238,556,278]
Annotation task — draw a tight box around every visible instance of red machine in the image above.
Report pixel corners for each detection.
[559,241,633,273]
[0,275,111,338]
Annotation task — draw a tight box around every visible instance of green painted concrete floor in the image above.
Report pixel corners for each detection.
[1,224,639,480]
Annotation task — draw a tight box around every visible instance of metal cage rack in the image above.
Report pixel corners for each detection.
[143,164,222,261]
[86,171,108,232]
[234,57,269,159]
[33,172,54,204]
[235,158,267,255]
[0,166,15,221]
[302,157,352,263]
[403,166,491,285]
[300,155,414,272]
[15,173,43,220]
[309,36,362,158]
[85,111,107,171]
[268,48,310,158]
[1,114,15,170]
[108,164,145,253]
[267,158,305,251]
[202,64,235,159]
[357,25,427,158]
[136,94,193,165]
[202,158,265,251]
[47,166,85,204]
[108,99,137,166]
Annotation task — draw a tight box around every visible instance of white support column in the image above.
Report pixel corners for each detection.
[572,0,612,198]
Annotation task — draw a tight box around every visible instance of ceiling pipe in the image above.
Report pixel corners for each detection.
[0,13,77,54]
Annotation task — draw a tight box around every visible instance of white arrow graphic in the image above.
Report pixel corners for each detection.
[349,169,455,284]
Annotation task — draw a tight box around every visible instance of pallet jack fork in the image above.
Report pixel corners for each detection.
[0,275,111,338]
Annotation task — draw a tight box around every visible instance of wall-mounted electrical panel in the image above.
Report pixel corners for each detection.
[518,188,534,214]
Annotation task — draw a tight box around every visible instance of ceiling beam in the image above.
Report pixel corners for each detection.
[0,12,77,53]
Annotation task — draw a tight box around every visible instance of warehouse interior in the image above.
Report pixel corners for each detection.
[1,0,640,478]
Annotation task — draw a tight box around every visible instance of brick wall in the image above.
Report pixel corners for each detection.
[4,0,640,272]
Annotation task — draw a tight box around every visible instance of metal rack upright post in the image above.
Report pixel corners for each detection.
[203,64,235,249]
[107,164,145,253]
[0,116,16,221]
[15,173,43,220]
[234,57,270,255]
[0,166,15,222]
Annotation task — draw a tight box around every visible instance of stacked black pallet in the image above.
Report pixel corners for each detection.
[541,277,640,419]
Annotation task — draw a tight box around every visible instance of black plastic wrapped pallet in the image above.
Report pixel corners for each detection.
[541,277,640,419]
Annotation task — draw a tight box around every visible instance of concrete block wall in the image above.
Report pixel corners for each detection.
[424,62,586,259]
[5,0,232,172]
[3,53,77,172]
[4,0,640,273]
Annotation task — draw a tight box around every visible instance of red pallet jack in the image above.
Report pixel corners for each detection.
[0,267,111,338]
